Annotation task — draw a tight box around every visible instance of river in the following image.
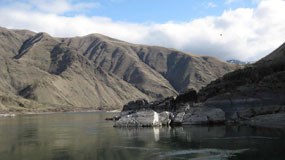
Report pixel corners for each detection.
[0,112,284,160]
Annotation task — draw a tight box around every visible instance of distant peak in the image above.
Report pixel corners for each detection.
[226,59,248,65]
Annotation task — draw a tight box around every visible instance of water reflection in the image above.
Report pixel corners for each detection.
[0,112,284,160]
[52,148,72,160]
[153,127,160,142]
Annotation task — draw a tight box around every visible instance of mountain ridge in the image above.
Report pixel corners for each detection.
[198,42,285,103]
[0,27,236,112]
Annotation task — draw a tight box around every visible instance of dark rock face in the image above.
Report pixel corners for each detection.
[245,113,285,129]
[175,89,197,105]
[198,43,285,103]
[121,97,176,113]
[202,93,285,122]
[121,99,149,111]
[182,107,225,125]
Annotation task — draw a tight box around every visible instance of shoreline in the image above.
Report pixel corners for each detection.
[1,109,284,132]
[0,108,120,116]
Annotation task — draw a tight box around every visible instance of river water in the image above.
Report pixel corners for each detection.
[0,112,284,160]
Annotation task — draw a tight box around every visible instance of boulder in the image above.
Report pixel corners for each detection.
[114,110,162,127]
[159,111,173,126]
[183,114,208,125]
[236,108,254,119]
[172,112,185,125]
[252,105,281,115]
[182,107,225,125]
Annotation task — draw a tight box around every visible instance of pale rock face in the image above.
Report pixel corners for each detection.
[114,110,162,127]
[159,111,173,125]
[173,112,185,124]
[153,111,160,126]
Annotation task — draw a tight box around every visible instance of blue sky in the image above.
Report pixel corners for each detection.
[64,0,259,23]
[0,0,285,61]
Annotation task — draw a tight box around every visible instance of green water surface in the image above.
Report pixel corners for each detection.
[0,112,284,160]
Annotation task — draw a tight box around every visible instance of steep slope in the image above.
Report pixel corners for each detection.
[0,27,236,111]
[136,49,233,92]
[198,42,285,105]
[62,34,234,93]
[256,42,285,66]
[61,35,177,99]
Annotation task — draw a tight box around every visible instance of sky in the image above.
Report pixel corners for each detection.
[0,0,285,61]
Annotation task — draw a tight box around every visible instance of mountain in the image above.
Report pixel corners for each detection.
[226,59,248,65]
[198,42,285,105]
[0,27,236,112]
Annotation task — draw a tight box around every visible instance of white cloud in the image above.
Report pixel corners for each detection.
[2,0,100,14]
[0,0,285,61]
[225,0,262,5]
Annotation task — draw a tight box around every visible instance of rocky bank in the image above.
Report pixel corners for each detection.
[113,43,285,128]
[113,91,285,128]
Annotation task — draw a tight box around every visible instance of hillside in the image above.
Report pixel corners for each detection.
[0,27,235,112]
[185,42,285,125]
[198,42,285,110]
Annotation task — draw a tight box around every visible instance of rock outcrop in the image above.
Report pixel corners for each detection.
[245,113,285,129]
[114,110,163,127]
[113,93,226,127]
[182,107,225,125]
[113,43,285,128]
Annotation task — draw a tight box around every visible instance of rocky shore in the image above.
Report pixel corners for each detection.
[112,90,285,129]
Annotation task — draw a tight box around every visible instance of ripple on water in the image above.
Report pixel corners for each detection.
[156,148,249,160]
[112,146,161,151]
